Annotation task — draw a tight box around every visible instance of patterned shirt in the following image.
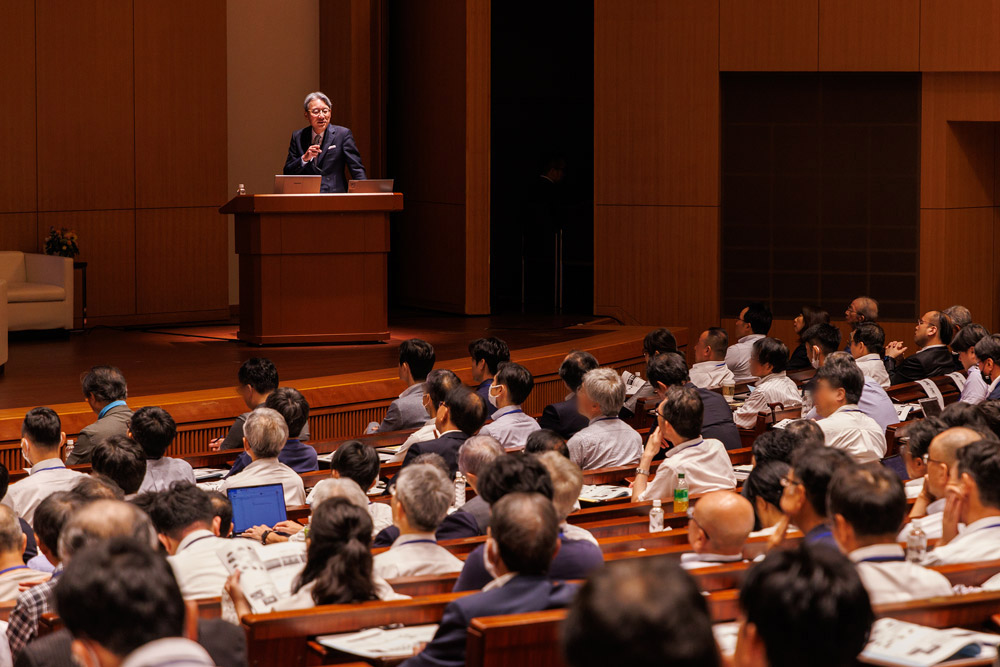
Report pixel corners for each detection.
[7,569,59,660]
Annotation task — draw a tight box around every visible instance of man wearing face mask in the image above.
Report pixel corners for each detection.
[479,362,541,450]
[2,408,84,525]
[401,387,488,476]
[389,369,463,463]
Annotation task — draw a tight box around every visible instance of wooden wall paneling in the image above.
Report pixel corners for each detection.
[35,0,134,212]
[134,0,228,209]
[0,214,38,253]
[818,0,919,71]
[0,0,36,213]
[135,208,228,315]
[920,0,1000,72]
[720,0,819,72]
[393,202,467,312]
[594,0,720,207]
[464,0,490,315]
[38,211,135,318]
[944,122,996,209]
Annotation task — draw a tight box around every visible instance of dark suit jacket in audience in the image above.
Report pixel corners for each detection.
[886,346,961,385]
[15,619,247,667]
[456,495,491,534]
[786,343,812,372]
[220,406,310,450]
[401,430,469,475]
[66,404,132,465]
[687,383,742,451]
[453,538,603,592]
[225,439,318,477]
[372,511,481,548]
[400,575,578,667]
[476,379,497,419]
[537,396,589,440]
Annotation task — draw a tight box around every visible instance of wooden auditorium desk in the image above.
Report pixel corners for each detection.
[219,193,404,345]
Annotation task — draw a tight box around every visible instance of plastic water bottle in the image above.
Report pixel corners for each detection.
[454,473,467,509]
[236,183,247,195]
[64,439,75,460]
[649,499,664,533]
[906,523,927,562]
[674,473,689,513]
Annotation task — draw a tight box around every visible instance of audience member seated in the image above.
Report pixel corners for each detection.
[524,429,570,458]
[228,387,317,476]
[781,418,826,450]
[227,497,402,617]
[455,435,505,534]
[327,440,392,534]
[922,438,1000,565]
[949,323,990,404]
[0,465,39,568]
[897,417,945,500]
[67,366,132,465]
[726,302,772,383]
[218,408,305,507]
[402,387,487,474]
[566,368,642,469]
[944,304,972,330]
[391,369,463,462]
[633,387,736,503]
[646,352,741,450]
[368,338,436,433]
[91,435,147,498]
[403,493,578,667]
[536,451,596,546]
[844,295,880,347]
[468,337,510,418]
[828,464,952,604]
[147,484,230,600]
[129,406,196,493]
[732,338,801,429]
[621,328,677,417]
[453,455,603,591]
[0,506,47,602]
[681,490,755,569]
[801,325,897,431]
[211,357,309,451]
[742,460,791,537]
[562,558,721,667]
[770,445,853,550]
[734,545,874,667]
[788,305,829,371]
[690,327,736,389]
[479,362,541,449]
[207,490,233,538]
[55,539,218,667]
[906,426,986,540]
[940,400,990,430]
[3,407,84,524]
[373,464,464,579]
[811,357,887,463]
[885,310,961,384]
[974,333,1000,400]
[538,350,599,439]
[250,477,370,546]
[849,322,890,388]
[750,429,795,466]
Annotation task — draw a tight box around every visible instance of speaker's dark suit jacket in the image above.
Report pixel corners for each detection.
[283,124,366,193]
[538,395,590,440]
[400,575,579,667]
[886,345,962,385]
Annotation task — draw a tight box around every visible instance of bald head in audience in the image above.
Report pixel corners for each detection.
[688,491,755,557]
[923,426,993,504]
[845,296,878,326]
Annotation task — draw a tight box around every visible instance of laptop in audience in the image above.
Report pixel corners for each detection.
[228,483,287,535]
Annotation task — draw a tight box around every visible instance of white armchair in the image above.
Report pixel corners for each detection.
[0,252,74,331]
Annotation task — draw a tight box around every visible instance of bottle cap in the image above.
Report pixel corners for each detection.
[678,472,685,479]
[651,499,661,507]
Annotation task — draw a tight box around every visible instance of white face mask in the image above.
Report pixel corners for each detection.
[20,440,31,468]
[488,384,501,408]
[810,356,821,370]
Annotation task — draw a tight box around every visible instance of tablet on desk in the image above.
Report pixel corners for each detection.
[228,484,287,534]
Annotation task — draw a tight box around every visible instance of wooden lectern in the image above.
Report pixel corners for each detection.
[219,193,403,344]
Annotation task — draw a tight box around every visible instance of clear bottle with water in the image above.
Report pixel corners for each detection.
[649,499,664,533]
[236,183,247,195]
[674,473,689,513]
[454,473,467,509]
[906,523,927,562]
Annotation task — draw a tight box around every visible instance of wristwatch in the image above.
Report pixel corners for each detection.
[635,467,650,476]
[261,530,272,545]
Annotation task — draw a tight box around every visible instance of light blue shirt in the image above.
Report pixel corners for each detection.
[960,366,989,405]
[478,405,541,450]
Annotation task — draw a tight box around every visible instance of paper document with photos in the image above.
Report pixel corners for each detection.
[859,617,1000,667]
[216,540,308,614]
[620,370,646,396]
[579,484,631,503]
[317,624,439,660]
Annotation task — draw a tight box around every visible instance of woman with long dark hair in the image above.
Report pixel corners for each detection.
[787,305,830,371]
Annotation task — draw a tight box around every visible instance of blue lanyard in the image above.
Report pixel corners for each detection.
[400,539,437,547]
[499,408,524,417]
[859,556,905,563]
[969,522,1000,534]
[0,565,28,576]
[98,400,127,418]
[31,464,66,476]
[180,535,214,552]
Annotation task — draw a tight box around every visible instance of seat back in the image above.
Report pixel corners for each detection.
[467,609,568,667]
[0,252,26,284]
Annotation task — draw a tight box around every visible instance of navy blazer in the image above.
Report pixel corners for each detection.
[372,511,481,548]
[401,430,469,476]
[476,379,498,419]
[454,538,603,592]
[687,383,742,451]
[886,346,962,385]
[401,575,579,667]
[283,124,366,193]
[538,396,589,440]
[225,439,318,477]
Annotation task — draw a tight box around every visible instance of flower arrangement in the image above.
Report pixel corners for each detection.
[44,226,80,258]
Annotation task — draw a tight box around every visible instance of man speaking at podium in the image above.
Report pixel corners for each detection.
[283,91,367,193]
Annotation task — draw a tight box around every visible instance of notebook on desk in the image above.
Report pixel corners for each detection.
[228,483,287,534]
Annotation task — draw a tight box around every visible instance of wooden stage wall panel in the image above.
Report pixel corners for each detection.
[0,0,36,214]
[720,0,819,72]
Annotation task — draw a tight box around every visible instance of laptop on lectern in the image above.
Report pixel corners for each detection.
[273,175,322,194]
[348,179,394,193]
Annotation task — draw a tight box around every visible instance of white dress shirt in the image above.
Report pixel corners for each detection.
[897,498,947,542]
[1,459,85,524]
[389,422,438,463]
[689,361,735,390]
[373,532,464,579]
[921,515,1000,566]
[960,365,989,405]
[725,334,765,383]
[369,501,394,537]
[566,417,643,470]
[166,529,231,600]
[120,638,216,667]
[218,458,305,506]
[272,575,406,612]
[478,405,541,450]
[139,457,197,494]
[561,522,598,546]
[680,552,744,570]
[849,544,953,605]
[732,372,801,429]
[637,437,737,502]
[855,353,890,389]
[816,405,887,463]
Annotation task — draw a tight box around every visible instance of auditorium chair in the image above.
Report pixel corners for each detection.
[0,251,73,331]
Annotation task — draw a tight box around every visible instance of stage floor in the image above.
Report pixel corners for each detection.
[0,313,606,407]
